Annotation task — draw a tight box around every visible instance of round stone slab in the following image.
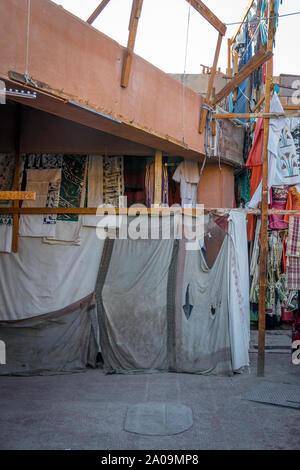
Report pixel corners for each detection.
[124,402,193,436]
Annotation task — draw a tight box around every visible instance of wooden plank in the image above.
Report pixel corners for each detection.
[257,0,276,378]
[233,51,239,102]
[154,150,163,206]
[0,191,36,200]
[231,0,255,44]
[121,0,144,88]
[284,105,300,110]
[199,32,223,133]
[4,206,300,216]
[253,94,265,112]
[212,46,273,106]
[213,112,300,119]
[185,0,226,36]
[0,207,262,215]
[87,0,111,24]
[227,38,232,77]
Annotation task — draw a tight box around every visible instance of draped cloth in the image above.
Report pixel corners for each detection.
[0,294,99,376]
[95,211,250,375]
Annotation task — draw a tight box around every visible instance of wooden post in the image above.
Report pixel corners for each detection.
[231,0,255,45]
[257,0,275,377]
[228,39,232,76]
[199,32,223,133]
[154,150,162,206]
[12,105,21,253]
[121,0,143,88]
[233,51,239,102]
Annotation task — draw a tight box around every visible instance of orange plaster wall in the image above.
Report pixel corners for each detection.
[197,163,235,209]
[0,0,205,156]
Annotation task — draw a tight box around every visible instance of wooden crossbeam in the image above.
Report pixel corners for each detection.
[0,191,36,200]
[121,0,144,88]
[185,0,227,36]
[231,0,255,44]
[199,32,223,133]
[213,112,300,119]
[212,46,273,106]
[87,0,111,24]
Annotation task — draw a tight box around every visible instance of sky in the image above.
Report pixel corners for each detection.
[52,0,300,77]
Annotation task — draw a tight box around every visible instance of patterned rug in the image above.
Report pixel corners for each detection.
[0,154,15,226]
[57,155,87,222]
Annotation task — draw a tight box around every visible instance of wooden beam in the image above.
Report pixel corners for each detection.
[121,0,144,88]
[154,150,163,206]
[253,94,266,112]
[284,105,300,110]
[212,46,273,106]
[185,0,227,36]
[0,207,262,215]
[4,206,300,216]
[231,0,255,44]
[87,0,111,24]
[0,191,35,200]
[233,51,239,102]
[199,32,223,133]
[227,38,232,77]
[257,0,276,378]
[213,112,300,119]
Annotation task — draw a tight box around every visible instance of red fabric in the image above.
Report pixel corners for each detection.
[246,118,264,241]
[281,308,294,322]
[284,186,300,223]
[168,173,181,206]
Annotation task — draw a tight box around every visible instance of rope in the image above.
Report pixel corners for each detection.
[25,0,31,83]
[181,4,191,147]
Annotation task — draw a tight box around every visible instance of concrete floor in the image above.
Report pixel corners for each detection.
[0,345,299,450]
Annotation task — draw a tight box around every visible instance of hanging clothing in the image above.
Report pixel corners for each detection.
[43,155,87,245]
[284,184,300,223]
[124,157,146,207]
[172,160,200,208]
[287,216,300,290]
[168,169,181,207]
[249,93,300,209]
[246,117,264,240]
[268,187,289,230]
[19,169,62,238]
[145,161,169,207]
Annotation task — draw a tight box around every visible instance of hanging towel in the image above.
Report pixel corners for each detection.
[43,155,87,245]
[172,160,200,208]
[19,169,62,238]
[83,155,104,228]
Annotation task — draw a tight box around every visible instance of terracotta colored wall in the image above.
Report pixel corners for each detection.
[197,163,235,208]
[0,0,205,157]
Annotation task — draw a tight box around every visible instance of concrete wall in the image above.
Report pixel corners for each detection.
[170,74,229,98]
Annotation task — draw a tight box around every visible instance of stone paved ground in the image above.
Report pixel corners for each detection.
[0,335,299,450]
